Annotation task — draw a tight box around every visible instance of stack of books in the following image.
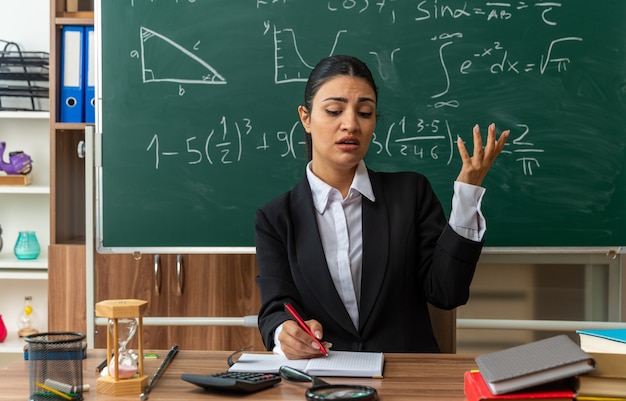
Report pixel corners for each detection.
[576,328,626,401]
[464,335,595,401]
[464,370,575,401]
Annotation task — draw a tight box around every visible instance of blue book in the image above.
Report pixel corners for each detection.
[577,328,626,354]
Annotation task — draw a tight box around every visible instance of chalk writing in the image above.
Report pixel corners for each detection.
[121,0,583,178]
[271,25,346,84]
[100,0,626,249]
[144,117,542,176]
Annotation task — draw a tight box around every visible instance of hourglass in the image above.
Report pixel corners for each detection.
[108,317,138,379]
[95,299,148,396]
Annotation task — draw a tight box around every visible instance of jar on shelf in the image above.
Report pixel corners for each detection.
[17,296,39,337]
[13,231,40,260]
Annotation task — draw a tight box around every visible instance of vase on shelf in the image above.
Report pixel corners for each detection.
[0,315,7,342]
[13,231,40,260]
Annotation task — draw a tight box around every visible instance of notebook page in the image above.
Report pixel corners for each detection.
[228,353,308,373]
[305,351,384,377]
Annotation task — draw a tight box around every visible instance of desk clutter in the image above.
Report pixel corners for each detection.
[13,326,626,400]
[182,352,382,399]
[465,330,626,401]
[24,332,87,401]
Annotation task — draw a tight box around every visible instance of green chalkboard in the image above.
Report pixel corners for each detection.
[98,0,626,251]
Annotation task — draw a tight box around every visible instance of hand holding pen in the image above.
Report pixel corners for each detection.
[283,303,330,358]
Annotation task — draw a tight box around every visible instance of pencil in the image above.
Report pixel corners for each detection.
[95,357,108,373]
[35,382,72,401]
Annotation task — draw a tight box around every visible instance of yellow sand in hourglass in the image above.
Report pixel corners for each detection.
[17,296,39,337]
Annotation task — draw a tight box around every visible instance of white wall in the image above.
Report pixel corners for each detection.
[0,0,49,51]
[0,0,50,111]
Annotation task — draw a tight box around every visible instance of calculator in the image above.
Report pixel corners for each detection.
[181,371,281,393]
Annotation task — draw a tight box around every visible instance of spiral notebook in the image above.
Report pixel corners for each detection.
[228,350,384,378]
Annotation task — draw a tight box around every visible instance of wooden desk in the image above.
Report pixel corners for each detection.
[0,350,477,400]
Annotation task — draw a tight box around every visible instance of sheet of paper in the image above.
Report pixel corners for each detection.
[306,351,384,376]
[228,353,308,373]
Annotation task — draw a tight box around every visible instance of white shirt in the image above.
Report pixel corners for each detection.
[272,160,486,354]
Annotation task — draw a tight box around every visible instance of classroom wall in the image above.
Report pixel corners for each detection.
[0,0,49,51]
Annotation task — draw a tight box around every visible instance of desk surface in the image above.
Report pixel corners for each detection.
[0,349,477,400]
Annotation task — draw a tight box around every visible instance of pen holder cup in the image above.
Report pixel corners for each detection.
[24,332,86,401]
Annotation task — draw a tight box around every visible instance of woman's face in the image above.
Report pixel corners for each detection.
[299,75,377,178]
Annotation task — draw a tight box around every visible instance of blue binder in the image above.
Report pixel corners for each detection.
[84,26,95,123]
[59,26,85,123]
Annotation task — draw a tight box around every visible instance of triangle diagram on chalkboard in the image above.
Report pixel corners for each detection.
[140,26,226,85]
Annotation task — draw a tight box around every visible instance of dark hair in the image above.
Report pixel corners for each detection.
[302,55,378,161]
[303,55,378,111]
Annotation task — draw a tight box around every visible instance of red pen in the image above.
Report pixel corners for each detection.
[284,302,329,356]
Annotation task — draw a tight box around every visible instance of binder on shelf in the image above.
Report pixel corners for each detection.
[59,25,85,123]
[84,26,95,123]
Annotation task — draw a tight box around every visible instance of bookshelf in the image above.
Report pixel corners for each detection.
[45,0,92,336]
[0,106,50,352]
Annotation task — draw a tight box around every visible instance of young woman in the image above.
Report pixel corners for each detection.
[255,55,509,359]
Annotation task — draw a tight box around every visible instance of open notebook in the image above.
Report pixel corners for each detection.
[228,350,384,378]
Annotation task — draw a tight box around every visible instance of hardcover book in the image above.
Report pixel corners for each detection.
[577,375,626,398]
[586,352,626,378]
[464,371,575,401]
[577,329,626,354]
[475,335,595,395]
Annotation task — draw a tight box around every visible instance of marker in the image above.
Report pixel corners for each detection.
[44,378,90,393]
[284,302,328,356]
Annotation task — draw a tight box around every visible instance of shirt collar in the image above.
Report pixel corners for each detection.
[306,160,375,214]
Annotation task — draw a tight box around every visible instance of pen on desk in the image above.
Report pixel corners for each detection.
[284,302,328,356]
[139,345,179,401]
[95,357,108,374]
[96,352,116,374]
